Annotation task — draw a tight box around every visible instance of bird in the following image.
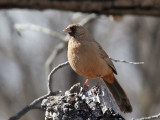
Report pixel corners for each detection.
[63,24,132,113]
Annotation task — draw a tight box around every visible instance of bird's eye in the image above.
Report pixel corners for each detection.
[69,26,76,36]
[70,27,76,32]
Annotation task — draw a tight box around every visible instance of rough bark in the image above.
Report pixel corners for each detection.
[41,83,125,120]
[0,0,160,16]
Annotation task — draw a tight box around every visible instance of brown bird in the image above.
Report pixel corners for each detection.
[64,24,132,113]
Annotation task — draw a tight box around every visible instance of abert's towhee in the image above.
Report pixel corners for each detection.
[64,24,132,113]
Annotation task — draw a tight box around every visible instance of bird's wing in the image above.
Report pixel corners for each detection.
[93,41,117,75]
[104,57,117,75]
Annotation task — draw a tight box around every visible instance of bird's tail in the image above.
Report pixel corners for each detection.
[102,75,132,113]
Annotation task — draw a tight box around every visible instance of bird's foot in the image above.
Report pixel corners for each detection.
[82,79,90,93]
[84,79,89,86]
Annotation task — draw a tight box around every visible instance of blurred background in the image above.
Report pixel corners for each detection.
[0,9,160,120]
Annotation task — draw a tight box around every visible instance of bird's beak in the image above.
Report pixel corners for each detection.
[63,28,72,33]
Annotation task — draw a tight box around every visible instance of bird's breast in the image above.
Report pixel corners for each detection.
[68,40,110,78]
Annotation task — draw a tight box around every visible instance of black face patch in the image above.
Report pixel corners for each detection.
[69,26,76,37]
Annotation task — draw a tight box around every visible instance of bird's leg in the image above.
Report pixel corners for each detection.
[83,78,90,92]
[84,78,89,87]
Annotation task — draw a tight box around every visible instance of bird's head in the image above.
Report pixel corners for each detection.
[63,24,87,38]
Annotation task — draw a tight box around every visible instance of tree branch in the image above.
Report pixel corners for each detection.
[47,61,69,93]
[110,57,144,65]
[1,0,160,16]
[14,23,66,42]
[9,61,69,120]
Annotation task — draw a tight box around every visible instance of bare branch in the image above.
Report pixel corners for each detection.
[133,113,160,120]
[14,23,66,42]
[48,61,69,93]
[110,57,144,65]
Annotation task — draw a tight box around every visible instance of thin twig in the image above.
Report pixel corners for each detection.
[14,23,66,42]
[9,61,69,120]
[133,113,160,120]
[48,61,69,93]
[110,57,144,65]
